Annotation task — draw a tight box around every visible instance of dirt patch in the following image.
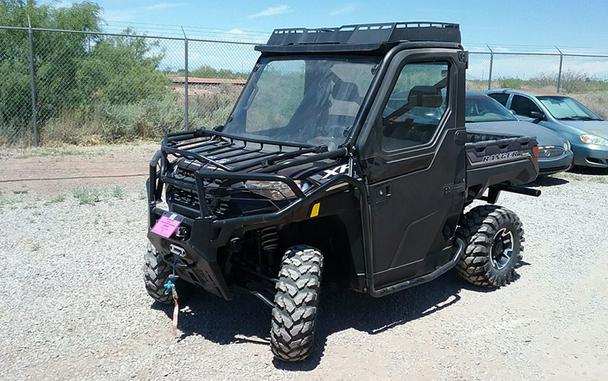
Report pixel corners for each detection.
[0,143,158,195]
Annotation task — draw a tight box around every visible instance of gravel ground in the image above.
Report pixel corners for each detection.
[0,175,607,380]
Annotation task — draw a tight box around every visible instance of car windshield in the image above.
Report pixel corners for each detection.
[537,96,602,121]
[465,95,517,123]
[222,57,378,149]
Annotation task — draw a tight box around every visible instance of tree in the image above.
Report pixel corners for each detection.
[0,1,171,143]
[76,31,168,105]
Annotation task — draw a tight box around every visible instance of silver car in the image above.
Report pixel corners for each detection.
[487,89,608,168]
[466,92,573,175]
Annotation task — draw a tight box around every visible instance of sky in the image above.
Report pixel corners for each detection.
[40,0,608,79]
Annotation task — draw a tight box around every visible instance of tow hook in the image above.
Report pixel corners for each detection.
[169,244,186,258]
[163,253,181,337]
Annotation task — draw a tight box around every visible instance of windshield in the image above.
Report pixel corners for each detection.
[537,96,602,121]
[465,95,517,123]
[222,57,378,149]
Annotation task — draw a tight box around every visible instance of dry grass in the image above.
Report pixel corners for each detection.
[571,92,608,119]
[72,185,129,205]
[0,142,157,160]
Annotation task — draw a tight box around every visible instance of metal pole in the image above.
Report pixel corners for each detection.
[487,45,494,90]
[182,27,189,131]
[27,16,38,146]
[555,46,563,93]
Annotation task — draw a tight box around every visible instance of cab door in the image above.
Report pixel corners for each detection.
[357,49,467,290]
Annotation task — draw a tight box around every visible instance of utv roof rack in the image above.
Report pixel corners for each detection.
[256,22,461,54]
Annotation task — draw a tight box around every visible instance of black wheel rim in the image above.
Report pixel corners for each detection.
[491,228,514,270]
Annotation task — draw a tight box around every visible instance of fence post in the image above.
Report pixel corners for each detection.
[27,16,38,146]
[182,27,189,131]
[555,46,563,93]
[487,44,494,90]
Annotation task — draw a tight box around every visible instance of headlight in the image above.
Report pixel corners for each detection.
[245,180,308,200]
[580,134,608,146]
[563,140,571,151]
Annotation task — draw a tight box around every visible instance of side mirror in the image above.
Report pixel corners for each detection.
[529,111,546,121]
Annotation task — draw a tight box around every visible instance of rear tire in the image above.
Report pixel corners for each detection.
[270,245,323,362]
[457,205,524,288]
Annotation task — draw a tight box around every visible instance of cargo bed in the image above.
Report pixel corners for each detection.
[465,132,539,201]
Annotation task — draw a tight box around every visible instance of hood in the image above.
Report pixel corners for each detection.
[466,120,566,147]
[559,120,608,138]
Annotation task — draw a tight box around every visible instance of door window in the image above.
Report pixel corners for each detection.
[381,62,449,151]
[488,93,510,106]
[510,95,541,117]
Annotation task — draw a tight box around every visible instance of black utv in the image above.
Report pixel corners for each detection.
[145,22,540,361]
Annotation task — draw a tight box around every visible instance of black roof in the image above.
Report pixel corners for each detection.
[255,22,461,54]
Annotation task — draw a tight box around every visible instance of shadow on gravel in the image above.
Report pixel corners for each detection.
[153,270,472,371]
[570,166,608,176]
[530,176,569,187]
[152,292,271,345]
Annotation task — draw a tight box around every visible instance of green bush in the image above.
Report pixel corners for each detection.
[75,35,169,105]
[41,94,186,144]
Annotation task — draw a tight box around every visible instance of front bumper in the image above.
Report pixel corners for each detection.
[572,144,608,168]
[146,150,362,301]
[538,150,574,175]
[147,208,233,300]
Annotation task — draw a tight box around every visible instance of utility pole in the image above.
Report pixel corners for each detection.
[487,44,494,90]
[555,46,564,93]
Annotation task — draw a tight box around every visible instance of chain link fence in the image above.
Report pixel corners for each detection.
[1,25,608,146]
[467,47,608,119]
[0,26,260,146]
[468,46,608,93]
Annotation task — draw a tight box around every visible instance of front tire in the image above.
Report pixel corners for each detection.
[143,243,193,304]
[143,244,173,304]
[270,245,323,362]
[457,205,524,288]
